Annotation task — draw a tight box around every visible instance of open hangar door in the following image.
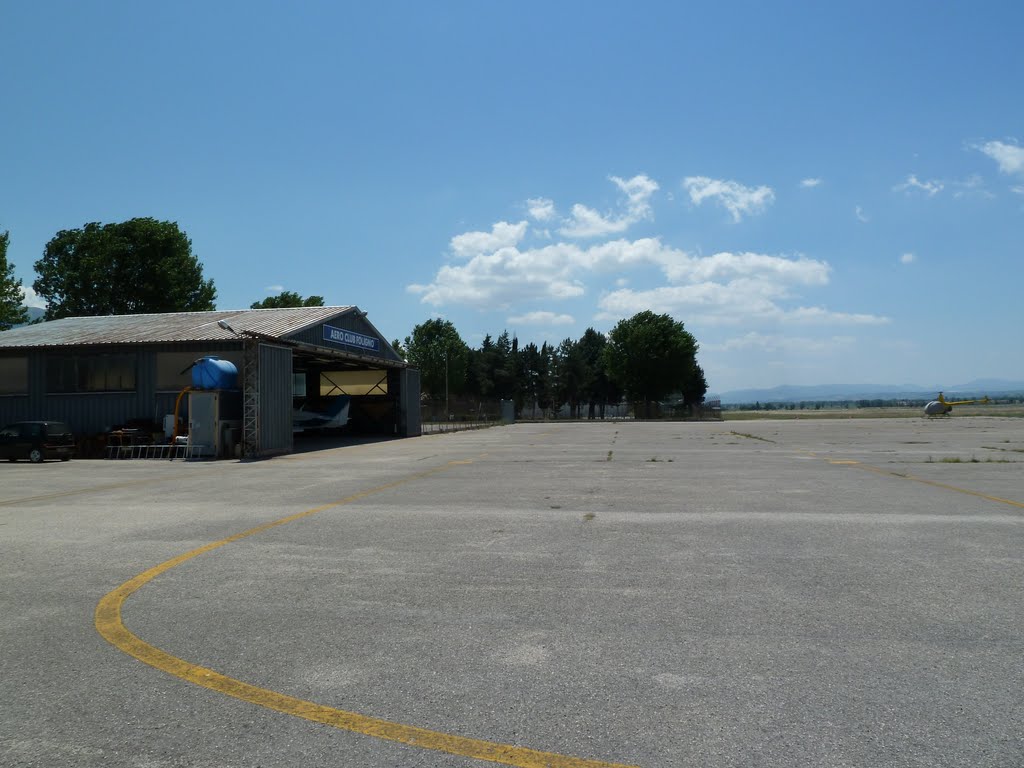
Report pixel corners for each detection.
[291,350,402,439]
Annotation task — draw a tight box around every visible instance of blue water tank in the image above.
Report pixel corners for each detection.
[192,357,238,390]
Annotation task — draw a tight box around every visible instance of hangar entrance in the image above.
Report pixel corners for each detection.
[291,349,401,439]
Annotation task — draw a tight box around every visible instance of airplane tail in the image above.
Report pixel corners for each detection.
[325,395,351,417]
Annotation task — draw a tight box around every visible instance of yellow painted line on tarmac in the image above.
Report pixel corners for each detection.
[0,476,188,508]
[808,452,1024,510]
[95,459,637,768]
[852,462,1024,510]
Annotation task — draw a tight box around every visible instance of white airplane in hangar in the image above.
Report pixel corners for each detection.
[293,396,351,432]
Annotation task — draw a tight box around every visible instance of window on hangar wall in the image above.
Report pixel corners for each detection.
[0,357,28,394]
[46,353,138,393]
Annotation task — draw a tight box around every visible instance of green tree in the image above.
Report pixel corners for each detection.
[404,318,469,403]
[576,327,622,418]
[34,218,216,320]
[553,337,588,418]
[0,230,30,331]
[603,311,705,418]
[250,291,324,309]
[518,341,550,418]
[681,362,708,413]
[488,331,516,401]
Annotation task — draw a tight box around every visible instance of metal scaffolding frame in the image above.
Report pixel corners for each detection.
[242,338,259,458]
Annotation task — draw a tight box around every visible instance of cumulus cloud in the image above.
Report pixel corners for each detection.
[855,206,869,223]
[707,332,857,354]
[20,285,47,309]
[893,173,990,200]
[659,251,829,286]
[527,198,556,222]
[783,307,890,325]
[596,282,888,327]
[507,310,575,326]
[894,174,944,196]
[558,174,659,238]
[264,284,284,293]
[683,176,774,222]
[975,140,1024,175]
[800,178,822,188]
[900,252,915,264]
[950,174,993,199]
[450,221,528,259]
[409,175,881,331]
[410,228,833,316]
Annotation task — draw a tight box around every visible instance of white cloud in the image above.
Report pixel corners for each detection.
[950,174,993,199]
[450,221,528,259]
[507,310,575,326]
[660,251,829,287]
[707,332,857,354]
[597,283,779,325]
[1012,186,1024,196]
[558,174,659,238]
[855,206,869,223]
[783,307,890,325]
[19,285,47,309]
[975,140,1024,175]
[412,224,835,314]
[900,252,915,264]
[264,284,284,293]
[527,198,556,222]
[894,174,944,196]
[408,237,663,308]
[596,285,888,327]
[800,178,822,188]
[683,176,775,222]
[411,176,881,333]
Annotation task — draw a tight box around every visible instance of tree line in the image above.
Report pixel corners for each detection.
[401,314,707,420]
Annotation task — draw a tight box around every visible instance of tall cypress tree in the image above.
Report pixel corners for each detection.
[0,230,30,331]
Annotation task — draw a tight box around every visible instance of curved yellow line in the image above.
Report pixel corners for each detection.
[95,461,638,768]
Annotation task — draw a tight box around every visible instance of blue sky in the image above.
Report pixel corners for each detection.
[2,1,1022,393]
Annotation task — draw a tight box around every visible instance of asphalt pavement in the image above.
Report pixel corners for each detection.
[1,418,1022,767]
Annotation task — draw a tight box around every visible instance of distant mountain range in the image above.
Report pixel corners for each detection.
[714,380,1024,404]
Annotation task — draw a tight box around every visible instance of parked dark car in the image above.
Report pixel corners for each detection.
[0,421,75,463]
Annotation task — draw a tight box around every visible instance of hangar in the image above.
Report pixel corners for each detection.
[0,306,420,458]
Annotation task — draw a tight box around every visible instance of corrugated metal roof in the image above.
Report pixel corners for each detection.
[0,307,356,348]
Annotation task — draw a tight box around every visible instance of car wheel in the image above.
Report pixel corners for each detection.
[61,456,71,462]
[29,448,44,463]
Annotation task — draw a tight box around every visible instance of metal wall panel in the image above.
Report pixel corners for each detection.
[258,343,293,456]
[400,367,422,437]
[0,344,244,438]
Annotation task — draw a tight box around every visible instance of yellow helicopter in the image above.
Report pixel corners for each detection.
[923,392,990,416]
